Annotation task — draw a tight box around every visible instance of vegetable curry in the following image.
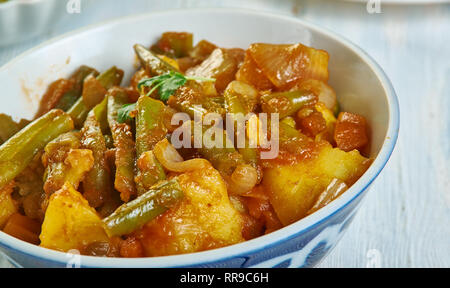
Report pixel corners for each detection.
[0,32,371,257]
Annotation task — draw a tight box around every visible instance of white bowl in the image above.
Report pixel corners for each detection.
[0,8,399,268]
[0,0,67,47]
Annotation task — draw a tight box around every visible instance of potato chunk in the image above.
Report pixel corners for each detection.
[0,182,17,229]
[137,163,244,256]
[263,143,371,225]
[40,183,109,252]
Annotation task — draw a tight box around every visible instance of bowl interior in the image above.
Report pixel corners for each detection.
[0,9,395,267]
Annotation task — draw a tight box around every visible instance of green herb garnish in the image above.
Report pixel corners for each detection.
[137,71,215,102]
[117,103,136,123]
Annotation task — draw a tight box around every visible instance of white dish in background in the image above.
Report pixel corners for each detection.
[344,0,450,4]
[0,0,67,47]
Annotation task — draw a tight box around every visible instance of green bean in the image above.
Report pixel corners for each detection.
[223,82,261,178]
[68,66,124,128]
[80,99,113,208]
[151,32,194,58]
[103,179,183,237]
[261,90,317,119]
[189,121,245,178]
[107,88,137,202]
[134,44,178,76]
[55,66,99,111]
[135,96,167,194]
[0,110,74,189]
[167,86,225,119]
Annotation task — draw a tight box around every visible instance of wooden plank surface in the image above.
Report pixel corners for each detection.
[0,0,448,268]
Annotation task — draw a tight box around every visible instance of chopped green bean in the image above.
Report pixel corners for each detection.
[107,88,137,202]
[0,110,74,188]
[103,179,183,237]
[68,66,124,128]
[135,96,167,194]
[261,90,317,119]
[134,44,178,77]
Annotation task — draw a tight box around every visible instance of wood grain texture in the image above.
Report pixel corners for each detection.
[0,0,448,268]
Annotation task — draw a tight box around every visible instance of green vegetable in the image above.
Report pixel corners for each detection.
[56,66,99,111]
[135,96,167,194]
[261,90,317,119]
[0,110,74,189]
[80,99,112,208]
[151,32,194,58]
[189,121,245,178]
[134,44,179,76]
[103,179,184,237]
[107,88,137,202]
[138,71,215,102]
[68,66,123,128]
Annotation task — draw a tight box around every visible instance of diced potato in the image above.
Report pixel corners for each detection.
[138,163,244,256]
[248,43,329,89]
[3,213,41,245]
[40,183,109,252]
[263,143,371,225]
[0,182,17,229]
[186,48,242,92]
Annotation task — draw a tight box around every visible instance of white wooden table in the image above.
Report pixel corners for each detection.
[0,0,449,268]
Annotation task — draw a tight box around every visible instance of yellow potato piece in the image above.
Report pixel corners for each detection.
[263,143,371,225]
[39,182,108,252]
[140,163,244,256]
[0,182,17,229]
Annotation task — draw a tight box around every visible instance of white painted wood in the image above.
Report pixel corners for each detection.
[0,0,448,268]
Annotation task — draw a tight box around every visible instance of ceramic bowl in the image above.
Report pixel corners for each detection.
[0,8,399,268]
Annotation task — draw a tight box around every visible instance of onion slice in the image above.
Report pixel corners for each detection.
[154,139,209,173]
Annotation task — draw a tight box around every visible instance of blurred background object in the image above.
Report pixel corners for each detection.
[0,0,67,47]
[0,0,449,268]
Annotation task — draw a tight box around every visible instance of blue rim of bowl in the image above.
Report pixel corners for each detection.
[0,8,400,268]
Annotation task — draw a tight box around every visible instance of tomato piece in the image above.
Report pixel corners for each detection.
[120,237,145,258]
[299,111,327,137]
[334,112,369,152]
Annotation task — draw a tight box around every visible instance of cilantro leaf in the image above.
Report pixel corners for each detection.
[117,103,136,123]
[137,71,215,102]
